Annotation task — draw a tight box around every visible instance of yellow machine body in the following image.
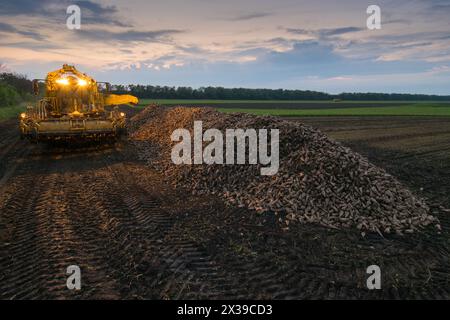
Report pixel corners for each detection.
[19,64,138,141]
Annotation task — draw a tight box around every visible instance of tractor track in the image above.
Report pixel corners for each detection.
[1,116,450,299]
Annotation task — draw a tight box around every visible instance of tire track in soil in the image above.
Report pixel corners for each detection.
[49,154,122,299]
[1,116,450,299]
[0,146,123,299]
[0,136,30,189]
[0,142,240,299]
[102,159,335,299]
[98,155,312,299]
[99,160,242,299]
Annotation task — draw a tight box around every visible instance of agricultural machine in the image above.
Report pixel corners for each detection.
[19,64,138,142]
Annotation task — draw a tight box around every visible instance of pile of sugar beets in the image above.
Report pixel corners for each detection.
[129,105,440,235]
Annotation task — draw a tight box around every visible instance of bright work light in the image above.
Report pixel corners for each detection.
[56,78,69,85]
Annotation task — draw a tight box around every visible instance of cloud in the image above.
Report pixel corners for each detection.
[321,27,364,36]
[0,0,44,15]
[1,0,450,94]
[326,76,353,81]
[428,65,450,74]
[0,22,19,33]
[75,29,185,43]
[105,55,186,72]
[0,41,62,50]
[424,55,450,63]
[175,44,211,55]
[228,12,272,21]
[0,0,130,27]
[73,0,131,27]
[0,63,10,72]
[0,22,44,40]
[286,26,364,38]
[257,41,344,75]
[425,0,450,12]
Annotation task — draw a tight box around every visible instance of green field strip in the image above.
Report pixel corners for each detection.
[217,105,450,117]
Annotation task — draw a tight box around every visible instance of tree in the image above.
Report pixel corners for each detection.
[110,83,450,101]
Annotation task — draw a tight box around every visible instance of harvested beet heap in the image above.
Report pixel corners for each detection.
[130,105,439,235]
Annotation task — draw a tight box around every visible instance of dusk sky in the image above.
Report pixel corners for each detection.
[0,0,449,94]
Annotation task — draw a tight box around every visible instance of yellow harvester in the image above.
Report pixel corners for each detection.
[19,64,138,142]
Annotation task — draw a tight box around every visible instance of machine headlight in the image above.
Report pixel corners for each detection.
[120,112,125,117]
[56,78,69,85]
[78,79,87,86]
[20,113,27,119]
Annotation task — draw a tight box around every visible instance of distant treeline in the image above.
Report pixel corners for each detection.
[1,72,449,103]
[0,73,32,107]
[111,85,450,101]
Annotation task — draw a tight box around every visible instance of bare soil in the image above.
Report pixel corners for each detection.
[0,112,449,299]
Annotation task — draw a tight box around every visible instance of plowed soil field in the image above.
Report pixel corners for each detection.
[1,111,449,299]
